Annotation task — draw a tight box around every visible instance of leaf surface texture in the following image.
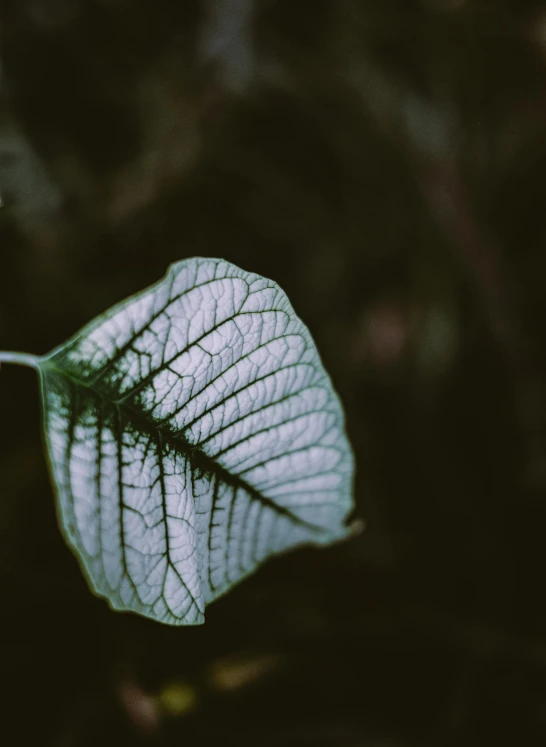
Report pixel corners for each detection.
[40,258,354,624]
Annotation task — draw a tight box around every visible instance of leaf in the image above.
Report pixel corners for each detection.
[5,258,354,625]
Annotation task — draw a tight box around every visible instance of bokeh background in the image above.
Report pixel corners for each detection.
[1,1,546,744]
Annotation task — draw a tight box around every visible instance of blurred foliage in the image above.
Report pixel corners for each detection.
[1,0,546,744]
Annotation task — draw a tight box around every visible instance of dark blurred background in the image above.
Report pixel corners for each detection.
[1,0,546,744]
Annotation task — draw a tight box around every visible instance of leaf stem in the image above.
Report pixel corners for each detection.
[0,351,42,370]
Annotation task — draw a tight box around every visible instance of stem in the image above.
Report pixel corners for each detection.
[0,351,42,370]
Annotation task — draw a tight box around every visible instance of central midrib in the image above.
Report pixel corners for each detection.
[41,359,328,534]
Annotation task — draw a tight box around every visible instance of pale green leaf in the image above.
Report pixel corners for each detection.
[1,257,354,625]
